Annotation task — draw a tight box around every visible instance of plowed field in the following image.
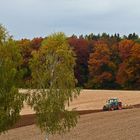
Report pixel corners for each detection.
[1,108,140,140]
[0,90,140,140]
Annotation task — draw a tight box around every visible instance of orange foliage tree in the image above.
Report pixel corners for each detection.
[87,41,117,89]
[116,40,140,89]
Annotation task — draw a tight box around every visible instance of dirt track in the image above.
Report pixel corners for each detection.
[1,108,140,140]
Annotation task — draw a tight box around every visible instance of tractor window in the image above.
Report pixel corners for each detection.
[108,100,113,103]
[108,99,118,103]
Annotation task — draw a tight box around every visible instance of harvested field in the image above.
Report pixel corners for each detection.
[20,90,140,115]
[1,108,140,140]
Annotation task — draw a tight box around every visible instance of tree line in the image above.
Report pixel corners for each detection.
[17,33,140,90]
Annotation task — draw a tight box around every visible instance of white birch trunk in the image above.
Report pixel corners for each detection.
[46,133,49,140]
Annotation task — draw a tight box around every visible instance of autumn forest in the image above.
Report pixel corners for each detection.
[15,32,139,90]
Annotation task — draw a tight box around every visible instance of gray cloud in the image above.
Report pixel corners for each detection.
[0,0,140,39]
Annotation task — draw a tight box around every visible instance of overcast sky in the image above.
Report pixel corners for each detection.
[1,0,140,39]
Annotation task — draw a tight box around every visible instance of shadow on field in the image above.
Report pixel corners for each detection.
[11,104,140,129]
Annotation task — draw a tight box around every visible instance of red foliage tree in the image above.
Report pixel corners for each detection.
[68,37,90,86]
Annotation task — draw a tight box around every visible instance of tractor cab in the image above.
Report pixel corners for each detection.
[103,98,122,111]
[107,98,118,105]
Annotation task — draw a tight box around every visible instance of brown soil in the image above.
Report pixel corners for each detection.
[1,90,140,139]
[1,108,140,140]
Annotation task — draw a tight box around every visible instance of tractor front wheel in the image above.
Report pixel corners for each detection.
[110,107,114,111]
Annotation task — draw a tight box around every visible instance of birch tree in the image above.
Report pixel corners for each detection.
[28,33,80,138]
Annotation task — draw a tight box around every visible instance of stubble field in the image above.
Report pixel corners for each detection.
[21,89,140,115]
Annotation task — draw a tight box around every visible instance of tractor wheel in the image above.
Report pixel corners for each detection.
[110,107,114,111]
[103,106,107,111]
[118,106,122,110]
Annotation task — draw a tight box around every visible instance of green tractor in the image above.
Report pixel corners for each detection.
[103,98,122,111]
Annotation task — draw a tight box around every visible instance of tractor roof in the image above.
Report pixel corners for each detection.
[109,97,118,100]
[108,98,118,101]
